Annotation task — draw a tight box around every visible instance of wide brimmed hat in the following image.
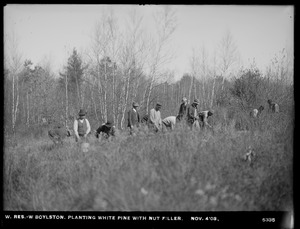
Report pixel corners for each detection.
[193,99,200,105]
[156,102,162,107]
[78,109,86,116]
[105,120,114,127]
[132,102,139,107]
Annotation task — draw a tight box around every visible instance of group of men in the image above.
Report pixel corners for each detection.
[126,97,214,134]
[48,109,113,144]
[49,97,213,144]
[250,99,280,119]
[49,97,279,144]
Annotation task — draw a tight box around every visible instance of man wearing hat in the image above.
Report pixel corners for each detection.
[127,102,140,135]
[73,109,91,142]
[176,97,188,122]
[95,120,116,139]
[149,102,163,132]
[187,99,200,129]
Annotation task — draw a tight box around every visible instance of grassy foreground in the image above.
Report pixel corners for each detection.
[4,112,293,211]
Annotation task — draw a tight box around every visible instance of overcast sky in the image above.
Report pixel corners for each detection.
[4,4,294,79]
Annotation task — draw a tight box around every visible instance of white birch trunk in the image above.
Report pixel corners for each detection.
[12,72,15,132]
[103,61,107,123]
[91,79,99,122]
[13,74,19,132]
[26,91,29,127]
[112,66,115,123]
[210,76,216,108]
[145,76,154,115]
[221,75,225,91]
[141,83,148,114]
[188,76,192,102]
[120,71,131,129]
[65,73,69,127]
[97,65,105,122]
[74,68,80,109]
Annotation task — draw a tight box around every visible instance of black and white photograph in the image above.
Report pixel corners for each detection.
[3,4,294,228]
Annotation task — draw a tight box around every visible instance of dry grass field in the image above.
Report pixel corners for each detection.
[3,106,293,212]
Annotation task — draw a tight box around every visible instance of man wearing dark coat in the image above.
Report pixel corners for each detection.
[187,99,200,129]
[176,97,188,122]
[127,102,140,134]
[96,120,116,139]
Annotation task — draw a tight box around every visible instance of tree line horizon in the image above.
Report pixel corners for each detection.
[4,7,293,133]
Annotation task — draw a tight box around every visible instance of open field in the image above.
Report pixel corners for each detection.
[4,5,294,216]
[3,109,293,211]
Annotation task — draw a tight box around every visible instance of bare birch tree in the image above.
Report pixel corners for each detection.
[88,8,121,124]
[143,6,177,114]
[4,31,23,134]
[218,30,239,90]
[118,7,148,129]
[189,48,198,102]
[199,45,209,107]
[210,50,217,108]
[106,9,121,124]
[90,11,111,123]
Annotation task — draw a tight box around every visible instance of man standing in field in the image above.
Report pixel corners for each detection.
[127,102,140,135]
[187,99,200,130]
[176,97,188,122]
[149,103,163,132]
[73,109,91,142]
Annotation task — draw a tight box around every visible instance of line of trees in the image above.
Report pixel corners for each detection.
[4,6,293,134]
